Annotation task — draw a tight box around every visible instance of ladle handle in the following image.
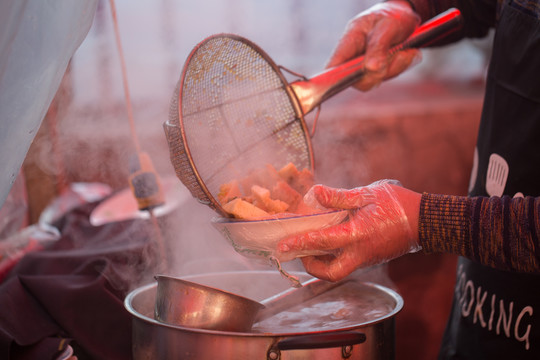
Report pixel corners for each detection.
[255,278,346,322]
[291,8,464,115]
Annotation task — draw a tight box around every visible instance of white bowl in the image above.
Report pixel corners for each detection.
[211,210,348,262]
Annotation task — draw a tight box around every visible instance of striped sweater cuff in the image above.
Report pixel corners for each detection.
[419,192,472,256]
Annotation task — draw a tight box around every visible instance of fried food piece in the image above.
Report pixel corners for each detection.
[217,180,242,205]
[290,167,315,195]
[277,162,300,183]
[240,164,281,195]
[277,163,314,194]
[219,162,316,219]
[271,180,302,212]
[251,185,289,214]
[222,198,270,220]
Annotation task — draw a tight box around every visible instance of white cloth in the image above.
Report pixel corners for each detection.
[0,0,98,206]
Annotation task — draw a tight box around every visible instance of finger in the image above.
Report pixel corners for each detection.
[361,16,419,88]
[350,41,420,91]
[301,251,360,282]
[326,35,364,69]
[364,26,395,73]
[277,219,360,253]
[326,17,368,68]
[332,17,390,91]
[383,49,422,81]
[351,73,385,92]
[314,185,375,209]
[301,256,341,281]
[363,9,418,71]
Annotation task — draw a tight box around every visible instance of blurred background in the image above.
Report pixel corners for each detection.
[3,0,493,359]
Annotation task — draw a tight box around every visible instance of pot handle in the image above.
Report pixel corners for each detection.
[274,331,366,351]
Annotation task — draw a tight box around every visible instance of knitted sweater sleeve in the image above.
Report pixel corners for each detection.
[419,193,540,273]
[406,0,497,39]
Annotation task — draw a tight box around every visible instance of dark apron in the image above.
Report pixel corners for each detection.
[439,1,540,359]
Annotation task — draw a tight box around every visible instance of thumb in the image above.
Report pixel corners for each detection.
[313,185,374,210]
[364,13,417,73]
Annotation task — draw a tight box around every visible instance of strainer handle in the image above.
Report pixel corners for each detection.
[290,8,463,116]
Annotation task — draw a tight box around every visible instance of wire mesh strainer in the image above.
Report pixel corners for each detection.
[164,9,463,216]
[165,34,313,216]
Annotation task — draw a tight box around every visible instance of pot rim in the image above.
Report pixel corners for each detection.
[124,270,404,337]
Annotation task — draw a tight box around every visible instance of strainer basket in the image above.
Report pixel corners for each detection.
[164,9,463,217]
[164,34,314,216]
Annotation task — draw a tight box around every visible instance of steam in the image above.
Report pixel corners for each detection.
[15,0,406,295]
[25,94,396,294]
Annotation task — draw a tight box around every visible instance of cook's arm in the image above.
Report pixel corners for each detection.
[326,0,497,91]
[277,183,540,281]
[277,181,422,282]
[420,193,540,273]
[405,0,496,38]
[325,1,422,91]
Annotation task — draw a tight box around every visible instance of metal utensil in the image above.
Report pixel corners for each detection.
[89,177,187,226]
[154,274,264,332]
[255,277,347,322]
[154,274,344,332]
[127,271,403,359]
[486,153,509,197]
[164,9,463,216]
[291,8,463,115]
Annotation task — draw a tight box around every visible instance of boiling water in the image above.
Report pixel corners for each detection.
[252,283,397,333]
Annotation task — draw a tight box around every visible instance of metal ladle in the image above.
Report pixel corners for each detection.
[154,275,344,332]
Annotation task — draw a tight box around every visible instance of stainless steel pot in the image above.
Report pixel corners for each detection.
[124,271,403,360]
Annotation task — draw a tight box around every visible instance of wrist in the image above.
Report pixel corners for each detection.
[389,184,421,242]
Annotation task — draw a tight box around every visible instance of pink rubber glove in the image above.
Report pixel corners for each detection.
[277,180,422,281]
[327,1,421,91]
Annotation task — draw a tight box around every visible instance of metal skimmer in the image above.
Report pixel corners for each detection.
[164,9,463,216]
[165,34,313,216]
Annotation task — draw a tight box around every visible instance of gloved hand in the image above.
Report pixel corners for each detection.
[277,180,422,281]
[327,1,421,91]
